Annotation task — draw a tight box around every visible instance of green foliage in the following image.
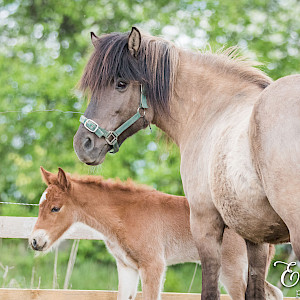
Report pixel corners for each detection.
[1,0,300,295]
[0,239,119,290]
[0,238,203,292]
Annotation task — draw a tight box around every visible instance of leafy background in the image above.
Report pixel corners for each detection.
[1,0,300,295]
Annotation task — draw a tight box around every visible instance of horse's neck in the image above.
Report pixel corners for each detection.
[152,50,267,148]
[73,183,122,238]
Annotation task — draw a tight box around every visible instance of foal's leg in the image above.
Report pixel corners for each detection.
[245,241,268,300]
[190,204,224,299]
[139,261,166,300]
[117,261,139,300]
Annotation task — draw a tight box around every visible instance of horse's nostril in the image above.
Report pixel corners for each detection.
[32,239,37,248]
[83,137,94,151]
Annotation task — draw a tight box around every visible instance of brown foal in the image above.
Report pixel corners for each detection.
[29,168,282,300]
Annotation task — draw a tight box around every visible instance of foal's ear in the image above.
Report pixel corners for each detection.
[57,168,69,191]
[90,32,99,47]
[128,27,141,57]
[40,167,56,186]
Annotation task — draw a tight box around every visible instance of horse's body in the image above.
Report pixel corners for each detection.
[249,75,300,252]
[175,50,288,243]
[72,28,296,298]
[159,50,290,297]
[29,168,282,300]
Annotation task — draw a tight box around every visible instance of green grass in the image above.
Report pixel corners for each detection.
[1,238,298,296]
[0,239,116,289]
[0,239,202,292]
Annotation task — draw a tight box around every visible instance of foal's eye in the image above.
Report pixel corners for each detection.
[51,207,60,213]
[116,80,128,90]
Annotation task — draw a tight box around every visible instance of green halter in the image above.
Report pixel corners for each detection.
[79,86,148,153]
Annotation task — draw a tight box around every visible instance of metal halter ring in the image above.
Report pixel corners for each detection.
[137,107,146,117]
[105,131,118,145]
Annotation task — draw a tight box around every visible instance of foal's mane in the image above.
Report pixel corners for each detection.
[70,174,153,193]
[79,30,271,116]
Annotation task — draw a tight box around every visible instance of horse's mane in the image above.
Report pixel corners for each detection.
[79,30,271,117]
[197,46,271,89]
[79,31,179,116]
[70,174,154,193]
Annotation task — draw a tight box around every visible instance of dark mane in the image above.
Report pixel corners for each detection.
[79,30,271,117]
[79,31,179,116]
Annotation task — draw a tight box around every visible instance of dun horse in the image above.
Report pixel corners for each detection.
[73,27,299,298]
[29,168,282,300]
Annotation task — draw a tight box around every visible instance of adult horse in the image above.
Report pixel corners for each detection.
[73,27,294,298]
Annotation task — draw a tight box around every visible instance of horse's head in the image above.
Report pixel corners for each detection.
[73,27,177,165]
[29,167,75,251]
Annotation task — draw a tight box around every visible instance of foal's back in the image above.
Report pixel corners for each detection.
[105,186,199,265]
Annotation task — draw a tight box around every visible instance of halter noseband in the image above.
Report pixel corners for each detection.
[79,85,148,153]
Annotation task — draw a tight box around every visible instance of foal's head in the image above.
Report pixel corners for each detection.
[29,167,75,251]
[73,27,178,165]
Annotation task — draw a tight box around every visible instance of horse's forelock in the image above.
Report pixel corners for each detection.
[79,31,179,116]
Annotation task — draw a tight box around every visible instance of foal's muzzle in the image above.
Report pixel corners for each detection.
[29,230,49,251]
[31,238,47,251]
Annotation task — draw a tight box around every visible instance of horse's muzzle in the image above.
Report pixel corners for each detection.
[73,126,110,165]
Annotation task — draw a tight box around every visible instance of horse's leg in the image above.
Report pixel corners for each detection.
[245,241,268,300]
[220,228,247,300]
[139,261,166,300]
[190,203,224,299]
[264,245,283,300]
[117,261,139,300]
[221,230,283,300]
[265,282,283,300]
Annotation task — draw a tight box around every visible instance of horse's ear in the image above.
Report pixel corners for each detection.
[40,167,56,186]
[57,168,69,191]
[91,32,99,47]
[128,27,141,57]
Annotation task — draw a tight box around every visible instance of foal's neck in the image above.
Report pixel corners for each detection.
[152,50,270,148]
[72,180,126,238]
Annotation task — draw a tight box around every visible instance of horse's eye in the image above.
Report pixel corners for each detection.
[116,80,128,90]
[51,207,60,213]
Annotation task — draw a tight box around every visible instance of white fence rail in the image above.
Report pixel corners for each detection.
[0,216,103,239]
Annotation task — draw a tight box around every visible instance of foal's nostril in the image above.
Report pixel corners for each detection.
[32,239,37,249]
[83,137,94,151]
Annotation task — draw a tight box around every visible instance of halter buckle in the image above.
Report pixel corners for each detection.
[105,131,118,145]
[84,119,99,133]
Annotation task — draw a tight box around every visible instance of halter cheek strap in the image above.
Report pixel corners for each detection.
[79,86,148,154]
